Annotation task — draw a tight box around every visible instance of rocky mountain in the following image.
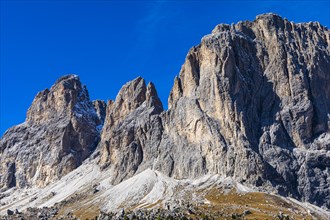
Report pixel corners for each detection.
[99,77,164,184]
[99,13,330,209]
[0,75,102,189]
[0,13,329,219]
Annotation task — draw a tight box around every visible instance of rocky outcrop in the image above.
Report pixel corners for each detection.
[99,77,163,184]
[161,13,330,208]
[98,14,330,208]
[0,75,101,189]
[1,13,329,211]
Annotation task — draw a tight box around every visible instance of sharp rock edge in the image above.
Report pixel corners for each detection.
[1,13,330,218]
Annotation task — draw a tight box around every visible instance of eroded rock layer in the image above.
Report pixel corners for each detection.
[0,75,101,189]
[99,77,164,184]
[1,14,330,210]
[99,14,330,208]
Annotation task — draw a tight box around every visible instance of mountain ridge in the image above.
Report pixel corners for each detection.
[1,13,330,219]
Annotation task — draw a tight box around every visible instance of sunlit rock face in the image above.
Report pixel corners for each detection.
[1,13,330,209]
[99,77,164,184]
[100,14,330,208]
[0,75,101,189]
[164,13,330,208]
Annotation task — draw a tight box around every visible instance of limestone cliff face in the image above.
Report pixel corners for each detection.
[98,14,330,208]
[99,77,163,184]
[164,13,329,206]
[163,13,330,207]
[1,13,329,210]
[0,75,101,189]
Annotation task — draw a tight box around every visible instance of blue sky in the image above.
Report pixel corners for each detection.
[1,0,329,135]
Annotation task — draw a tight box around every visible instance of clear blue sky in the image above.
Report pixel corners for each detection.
[1,0,329,135]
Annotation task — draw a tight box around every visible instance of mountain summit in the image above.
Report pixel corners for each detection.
[1,14,330,219]
[0,75,101,189]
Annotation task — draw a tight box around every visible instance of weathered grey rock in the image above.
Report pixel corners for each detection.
[0,75,101,189]
[99,77,163,184]
[162,13,330,207]
[99,14,330,208]
[1,13,330,211]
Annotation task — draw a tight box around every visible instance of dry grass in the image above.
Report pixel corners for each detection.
[201,188,313,220]
[72,204,99,220]
[57,201,99,220]
[55,188,101,220]
[53,185,320,220]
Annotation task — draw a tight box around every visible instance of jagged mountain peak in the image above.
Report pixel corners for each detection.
[26,74,93,124]
[113,76,147,113]
[107,76,163,123]
[113,76,163,112]
[50,74,87,100]
[53,73,79,83]
[146,81,163,113]
[210,13,329,44]
[0,75,101,189]
[99,76,164,179]
[1,14,330,218]
[255,12,285,21]
[165,13,330,208]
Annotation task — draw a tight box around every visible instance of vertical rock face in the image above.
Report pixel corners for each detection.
[1,13,329,210]
[163,13,330,207]
[99,77,164,184]
[98,14,330,208]
[0,75,101,189]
